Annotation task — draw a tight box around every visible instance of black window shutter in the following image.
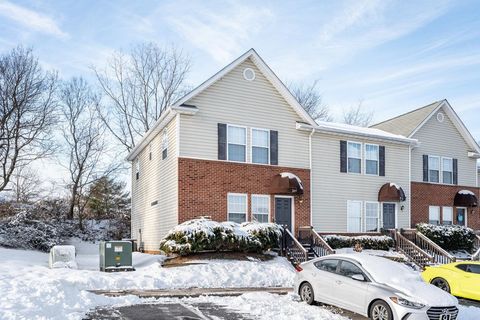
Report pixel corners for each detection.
[270,130,278,165]
[218,123,227,160]
[453,158,458,185]
[379,146,385,176]
[423,155,429,182]
[340,141,347,173]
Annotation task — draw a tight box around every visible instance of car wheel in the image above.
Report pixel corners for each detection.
[370,300,393,320]
[299,282,315,305]
[431,277,451,293]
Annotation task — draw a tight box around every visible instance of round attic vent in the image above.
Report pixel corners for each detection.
[437,112,445,123]
[243,68,255,81]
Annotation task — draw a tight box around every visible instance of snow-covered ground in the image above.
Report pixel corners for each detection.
[0,240,479,319]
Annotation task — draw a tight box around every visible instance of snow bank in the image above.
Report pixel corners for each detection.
[0,243,295,319]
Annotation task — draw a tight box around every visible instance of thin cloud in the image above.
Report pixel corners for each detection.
[0,1,67,38]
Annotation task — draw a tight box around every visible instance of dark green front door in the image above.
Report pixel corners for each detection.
[382,203,396,230]
[275,197,292,231]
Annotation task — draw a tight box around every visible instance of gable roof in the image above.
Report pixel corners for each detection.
[171,48,317,126]
[371,99,480,154]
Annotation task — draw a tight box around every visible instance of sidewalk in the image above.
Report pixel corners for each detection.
[89,286,293,298]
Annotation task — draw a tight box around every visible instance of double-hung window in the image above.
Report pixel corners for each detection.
[442,157,453,184]
[365,144,379,175]
[429,206,440,225]
[162,130,168,159]
[442,207,453,225]
[227,125,246,162]
[135,158,140,180]
[347,200,362,232]
[347,142,362,174]
[227,193,247,223]
[428,156,440,183]
[365,202,379,232]
[251,129,269,164]
[252,195,270,223]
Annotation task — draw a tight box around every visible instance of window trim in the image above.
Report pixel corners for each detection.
[226,124,248,163]
[441,156,453,185]
[250,127,270,165]
[428,205,440,225]
[135,157,140,180]
[347,141,362,174]
[442,206,453,225]
[347,200,363,232]
[364,143,379,176]
[364,201,380,232]
[227,193,248,223]
[427,155,440,183]
[251,194,270,223]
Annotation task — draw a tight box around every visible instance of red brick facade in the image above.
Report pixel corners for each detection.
[178,157,310,234]
[411,182,480,230]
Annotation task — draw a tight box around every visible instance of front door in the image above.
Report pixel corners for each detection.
[382,203,396,230]
[275,197,292,231]
[457,208,466,226]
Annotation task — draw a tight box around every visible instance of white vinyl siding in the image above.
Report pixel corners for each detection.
[178,58,310,168]
[411,107,477,186]
[130,116,178,252]
[442,207,453,225]
[365,144,379,175]
[347,201,362,232]
[228,193,247,223]
[365,202,380,232]
[442,157,453,184]
[252,195,270,222]
[428,155,440,183]
[227,125,246,162]
[429,206,440,225]
[347,142,362,174]
[251,128,269,164]
[311,133,410,232]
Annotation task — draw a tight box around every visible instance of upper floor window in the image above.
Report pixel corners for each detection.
[227,125,246,162]
[347,142,361,174]
[428,156,440,183]
[162,130,168,159]
[135,158,140,180]
[227,193,247,223]
[442,157,453,184]
[149,143,152,160]
[251,128,269,164]
[365,144,379,175]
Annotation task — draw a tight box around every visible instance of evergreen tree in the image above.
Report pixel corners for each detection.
[86,177,130,219]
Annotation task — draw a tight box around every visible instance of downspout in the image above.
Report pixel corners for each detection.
[309,128,316,227]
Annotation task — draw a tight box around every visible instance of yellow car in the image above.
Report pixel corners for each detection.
[422,261,480,301]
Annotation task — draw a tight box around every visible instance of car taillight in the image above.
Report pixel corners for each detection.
[294,265,303,272]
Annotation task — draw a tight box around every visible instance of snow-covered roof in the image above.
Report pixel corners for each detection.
[296,121,417,145]
[458,190,475,196]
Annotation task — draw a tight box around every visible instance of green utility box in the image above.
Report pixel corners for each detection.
[99,241,135,272]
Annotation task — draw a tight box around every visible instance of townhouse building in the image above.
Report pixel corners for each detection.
[127,49,478,252]
[372,100,480,229]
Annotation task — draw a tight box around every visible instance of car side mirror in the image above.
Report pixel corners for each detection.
[351,274,365,281]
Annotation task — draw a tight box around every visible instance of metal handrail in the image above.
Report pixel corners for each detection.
[311,228,335,255]
[404,230,456,264]
[283,228,308,264]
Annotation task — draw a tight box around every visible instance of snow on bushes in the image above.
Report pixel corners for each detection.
[416,223,476,251]
[324,234,394,250]
[159,218,282,255]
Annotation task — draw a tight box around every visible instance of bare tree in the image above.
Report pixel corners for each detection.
[343,101,374,127]
[0,46,58,193]
[288,80,332,122]
[93,42,190,153]
[11,166,42,203]
[60,77,116,224]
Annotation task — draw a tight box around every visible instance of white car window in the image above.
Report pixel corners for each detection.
[338,261,364,278]
[314,259,339,273]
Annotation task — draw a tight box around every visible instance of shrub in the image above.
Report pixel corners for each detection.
[159,218,282,255]
[416,223,476,251]
[324,235,394,250]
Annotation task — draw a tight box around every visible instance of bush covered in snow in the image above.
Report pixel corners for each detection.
[324,234,394,250]
[416,223,476,251]
[159,218,282,255]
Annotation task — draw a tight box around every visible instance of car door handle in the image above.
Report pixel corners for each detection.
[335,280,342,285]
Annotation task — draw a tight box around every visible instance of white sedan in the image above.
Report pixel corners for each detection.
[294,253,459,320]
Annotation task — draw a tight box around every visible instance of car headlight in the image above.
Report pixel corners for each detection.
[390,296,425,309]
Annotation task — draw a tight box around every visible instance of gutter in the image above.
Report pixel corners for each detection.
[309,127,316,227]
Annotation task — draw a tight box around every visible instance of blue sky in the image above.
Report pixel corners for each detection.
[0,0,479,140]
